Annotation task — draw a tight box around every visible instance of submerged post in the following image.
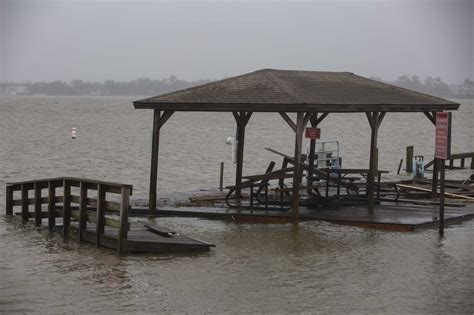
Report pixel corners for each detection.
[118,186,130,253]
[6,185,13,216]
[63,179,71,236]
[366,112,385,211]
[34,182,42,226]
[232,111,252,198]
[78,181,87,241]
[149,110,174,214]
[434,112,451,237]
[291,112,311,222]
[439,160,445,236]
[48,181,56,229]
[149,109,161,212]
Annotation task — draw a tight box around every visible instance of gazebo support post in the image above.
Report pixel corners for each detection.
[232,111,252,198]
[149,109,174,214]
[290,112,312,222]
[366,111,385,211]
[307,113,329,188]
[424,111,439,195]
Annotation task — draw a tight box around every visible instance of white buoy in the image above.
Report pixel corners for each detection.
[71,127,77,139]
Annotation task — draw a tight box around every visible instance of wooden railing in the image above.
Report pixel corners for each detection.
[5,177,133,253]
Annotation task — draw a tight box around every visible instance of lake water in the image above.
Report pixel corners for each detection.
[0,96,473,313]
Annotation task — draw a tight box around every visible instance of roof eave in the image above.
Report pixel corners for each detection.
[133,101,460,113]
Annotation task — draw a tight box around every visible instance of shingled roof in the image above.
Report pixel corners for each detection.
[133,69,459,112]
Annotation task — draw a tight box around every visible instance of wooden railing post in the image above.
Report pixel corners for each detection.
[118,186,130,253]
[21,184,29,222]
[96,184,106,246]
[34,182,42,226]
[48,181,56,229]
[6,185,13,216]
[63,179,71,236]
[79,181,87,241]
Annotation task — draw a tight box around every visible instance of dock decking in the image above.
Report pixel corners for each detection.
[131,202,474,232]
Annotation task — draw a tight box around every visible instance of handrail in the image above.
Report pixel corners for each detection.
[5,177,133,253]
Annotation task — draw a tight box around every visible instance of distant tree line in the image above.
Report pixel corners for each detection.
[370,75,474,99]
[1,75,473,98]
[0,76,211,96]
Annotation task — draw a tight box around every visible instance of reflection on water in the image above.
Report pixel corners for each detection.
[0,97,473,313]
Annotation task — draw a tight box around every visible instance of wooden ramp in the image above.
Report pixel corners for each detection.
[134,203,474,232]
[76,223,214,254]
[6,177,214,254]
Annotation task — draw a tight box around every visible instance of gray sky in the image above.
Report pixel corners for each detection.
[1,0,472,83]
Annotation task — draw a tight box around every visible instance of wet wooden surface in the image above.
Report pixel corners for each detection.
[77,223,214,253]
[133,202,474,231]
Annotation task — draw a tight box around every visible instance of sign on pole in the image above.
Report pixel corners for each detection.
[305,127,321,139]
[435,112,451,160]
[434,112,451,237]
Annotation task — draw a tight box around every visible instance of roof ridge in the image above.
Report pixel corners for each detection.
[261,70,305,103]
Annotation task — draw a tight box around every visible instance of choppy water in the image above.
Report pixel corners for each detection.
[0,96,473,313]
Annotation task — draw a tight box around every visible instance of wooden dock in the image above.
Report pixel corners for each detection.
[5,177,214,254]
[132,203,474,231]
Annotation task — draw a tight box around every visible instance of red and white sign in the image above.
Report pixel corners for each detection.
[305,127,321,139]
[435,112,450,159]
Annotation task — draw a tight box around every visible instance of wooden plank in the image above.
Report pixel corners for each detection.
[34,182,42,226]
[6,185,13,216]
[21,184,29,222]
[233,111,252,198]
[406,146,414,173]
[144,224,177,237]
[48,181,56,229]
[118,186,130,253]
[96,184,106,245]
[291,112,305,222]
[397,184,474,200]
[71,210,127,230]
[79,181,87,241]
[63,179,71,236]
[149,109,160,212]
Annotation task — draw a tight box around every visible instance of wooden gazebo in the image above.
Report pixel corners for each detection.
[133,69,459,221]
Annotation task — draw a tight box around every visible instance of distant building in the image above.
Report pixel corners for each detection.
[3,85,30,95]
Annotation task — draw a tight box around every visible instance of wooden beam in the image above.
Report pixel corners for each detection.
[291,112,307,222]
[6,185,13,216]
[118,186,130,253]
[149,110,174,213]
[279,112,296,132]
[21,184,28,222]
[63,179,71,236]
[233,111,252,198]
[48,181,56,229]
[424,111,436,125]
[34,182,42,226]
[96,184,106,246]
[79,181,87,241]
[366,111,385,211]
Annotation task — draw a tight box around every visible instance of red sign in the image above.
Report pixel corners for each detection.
[305,127,321,139]
[435,112,451,159]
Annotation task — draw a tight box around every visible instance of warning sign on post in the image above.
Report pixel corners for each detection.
[435,112,451,160]
[305,127,321,139]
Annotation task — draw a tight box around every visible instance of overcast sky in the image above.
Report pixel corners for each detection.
[1,0,472,83]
